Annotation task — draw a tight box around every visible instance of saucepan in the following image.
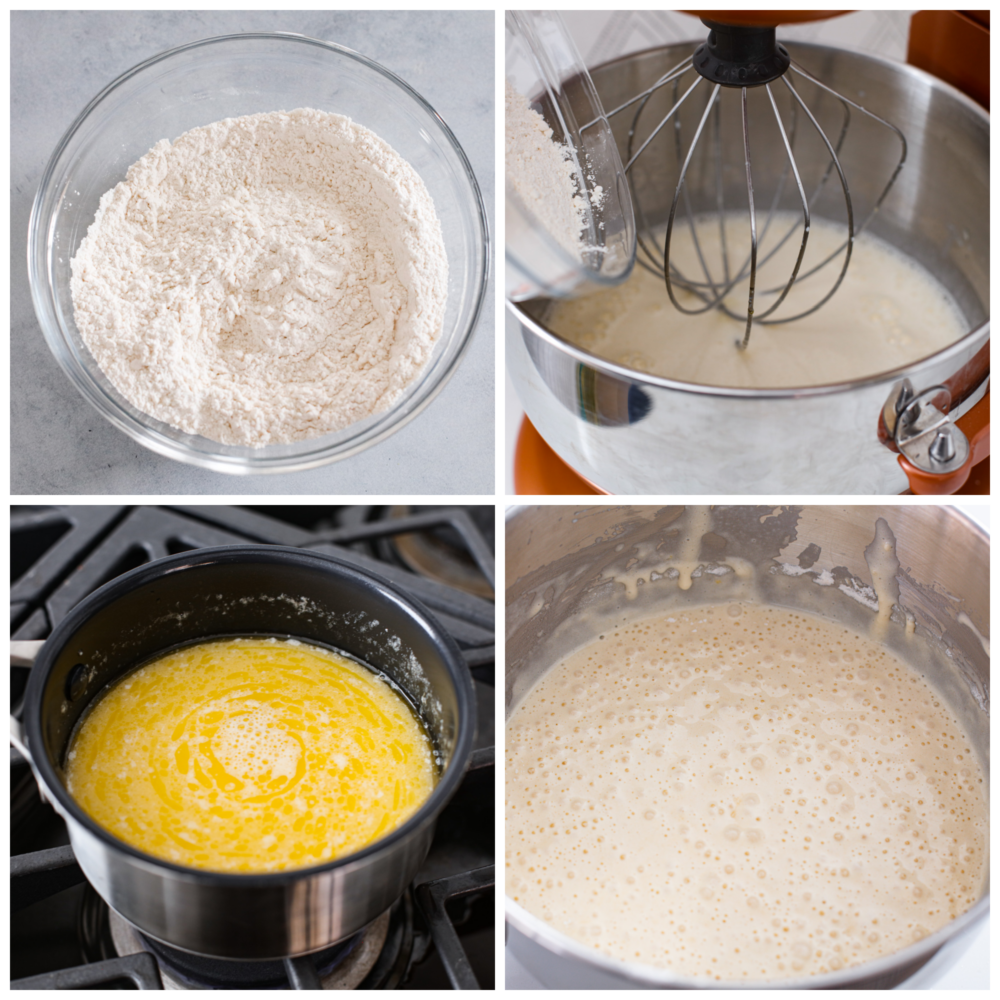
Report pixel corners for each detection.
[11,544,476,959]
[505,504,989,988]
[507,42,989,493]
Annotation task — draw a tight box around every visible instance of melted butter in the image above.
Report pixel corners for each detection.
[65,637,436,873]
[506,603,988,980]
[548,215,967,388]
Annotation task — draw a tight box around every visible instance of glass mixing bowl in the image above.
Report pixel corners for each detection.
[28,32,490,474]
[505,10,635,301]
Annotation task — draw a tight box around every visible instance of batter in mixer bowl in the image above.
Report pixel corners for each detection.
[505,504,991,984]
[547,213,968,388]
[506,600,988,980]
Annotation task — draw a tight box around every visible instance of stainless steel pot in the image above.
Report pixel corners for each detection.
[505,504,989,988]
[12,545,475,959]
[507,43,990,493]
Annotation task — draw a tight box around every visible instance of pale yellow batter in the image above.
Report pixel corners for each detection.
[506,603,987,980]
[66,637,436,873]
[548,215,967,387]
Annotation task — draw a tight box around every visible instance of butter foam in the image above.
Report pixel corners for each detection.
[66,637,436,873]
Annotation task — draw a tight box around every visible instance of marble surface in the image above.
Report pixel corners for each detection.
[12,11,494,495]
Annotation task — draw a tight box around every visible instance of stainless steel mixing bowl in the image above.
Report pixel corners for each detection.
[505,504,989,988]
[506,43,989,493]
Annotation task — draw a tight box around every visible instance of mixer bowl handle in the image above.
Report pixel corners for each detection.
[899,389,989,494]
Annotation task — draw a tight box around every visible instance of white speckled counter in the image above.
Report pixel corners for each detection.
[13,10,494,495]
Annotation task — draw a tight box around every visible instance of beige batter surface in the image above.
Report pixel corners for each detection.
[548,215,967,388]
[506,603,987,981]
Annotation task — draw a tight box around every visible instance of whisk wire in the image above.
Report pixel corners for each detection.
[623,72,703,173]
[707,82,852,308]
[752,60,907,295]
[675,92,800,304]
[588,42,907,347]
[739,86,758,349]
[582,57,694,133]
[663,83,729,318]
[790,60,907,192]
[628,74,711,279]
[662,86,758,313]
[759,73,855,325]
[746,82,811,329]
[675,87,727,305]
[730,95,798,289]
[625,64,844,330]
[713,96,730,288]
[676,81,812,341]
[753,92,848,296]
[628,79,684,275]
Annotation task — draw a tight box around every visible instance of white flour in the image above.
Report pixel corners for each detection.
[70,108,448,447]
[505,79,587,259]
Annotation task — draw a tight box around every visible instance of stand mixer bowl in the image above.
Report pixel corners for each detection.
[505,503,989,988]
[506,42,989,494]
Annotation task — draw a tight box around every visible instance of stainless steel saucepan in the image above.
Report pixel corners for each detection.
[11,544,475,960]
[506,504,989,988]
[507,43,989,493]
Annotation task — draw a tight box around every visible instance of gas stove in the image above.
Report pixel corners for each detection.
[11,505,495,989]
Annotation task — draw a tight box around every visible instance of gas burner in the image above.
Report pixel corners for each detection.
[107,902,400,989]
[383,506,495,599]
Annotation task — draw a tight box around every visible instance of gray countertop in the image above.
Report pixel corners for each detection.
[12,10,495,495]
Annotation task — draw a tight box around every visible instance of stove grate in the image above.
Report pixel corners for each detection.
[12,505,495,676]
[13,952,164,990]
[416,865,496,989]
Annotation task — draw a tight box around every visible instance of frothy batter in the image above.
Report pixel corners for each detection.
[548,215,967,387]
[506,603,987,981]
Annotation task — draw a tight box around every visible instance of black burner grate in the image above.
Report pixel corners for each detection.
[10,505,495,990]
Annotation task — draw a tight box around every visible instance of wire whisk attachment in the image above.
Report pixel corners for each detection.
[582,18,907,349]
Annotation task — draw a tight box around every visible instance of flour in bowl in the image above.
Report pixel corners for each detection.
[505,79,588,260]
[70,108,448,447]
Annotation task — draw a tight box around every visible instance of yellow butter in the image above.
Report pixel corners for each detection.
[65,637,436,873]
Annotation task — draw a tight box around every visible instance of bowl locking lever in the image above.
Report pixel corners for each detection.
[881,379,990,493]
